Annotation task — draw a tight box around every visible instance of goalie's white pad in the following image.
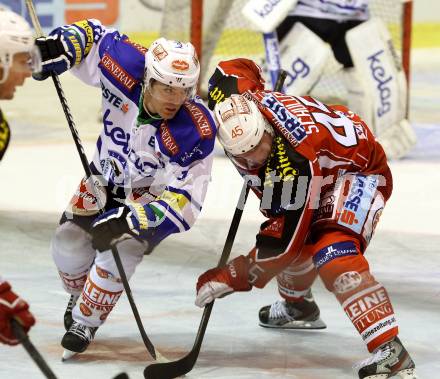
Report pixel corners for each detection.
[242,0,298,33]
[378,119,417,160]
[346,18,416,158]
[280,22,332,96]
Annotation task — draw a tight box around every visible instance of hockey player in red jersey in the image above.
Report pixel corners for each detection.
[197,59,418,379]
[0,277,35,346]
[0,7,40,345]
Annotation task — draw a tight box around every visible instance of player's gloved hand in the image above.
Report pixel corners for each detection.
[90,206,140,252]
[195,255,252,308]
[33,34,76,80]
[0,281,36,345]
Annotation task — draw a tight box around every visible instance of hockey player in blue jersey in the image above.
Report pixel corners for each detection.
[34,19,217,358]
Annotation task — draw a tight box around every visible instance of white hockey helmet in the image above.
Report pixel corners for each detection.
[0,7,37,83]
[145,37,200,99]
[215,94,271,156]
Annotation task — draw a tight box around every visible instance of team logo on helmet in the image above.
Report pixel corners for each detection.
[152,44,167,60]
[171,59,190,71]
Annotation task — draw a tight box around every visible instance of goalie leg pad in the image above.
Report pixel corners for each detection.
[280,22,332,96]
[378,119,417,160]
[346,18,412,157]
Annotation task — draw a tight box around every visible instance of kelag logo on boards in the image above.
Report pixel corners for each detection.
[0,0,119,32]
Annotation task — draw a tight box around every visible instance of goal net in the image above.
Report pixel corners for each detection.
[160,0,412,104]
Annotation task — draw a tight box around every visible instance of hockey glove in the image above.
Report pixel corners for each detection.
[91,206,139,252]
[33,34,76,80]
[0,281,35,346]
[195,255,252,308]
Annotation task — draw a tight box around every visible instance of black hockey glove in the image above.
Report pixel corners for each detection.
[90,206,138,252]
[33,34,76,81]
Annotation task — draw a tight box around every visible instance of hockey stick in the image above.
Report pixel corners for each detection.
[24,0,163,362]
[143,70,288,379]
[11,320,58,379]
[143,181,251,379]
[12,319,130,378]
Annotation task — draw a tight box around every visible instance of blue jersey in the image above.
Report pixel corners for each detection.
[49,19,216,244]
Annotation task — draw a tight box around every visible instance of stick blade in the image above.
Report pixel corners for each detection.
[112,373,130,379]
[144,352,195,379]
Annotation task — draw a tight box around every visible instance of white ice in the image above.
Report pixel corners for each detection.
[1,49,439,378]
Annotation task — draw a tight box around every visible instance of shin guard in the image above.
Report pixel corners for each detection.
[315,240,398,352]
[73,264,123,327]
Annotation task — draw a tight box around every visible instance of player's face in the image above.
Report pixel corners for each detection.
[232,132,273,170]
[0,52,33,100]
[143,81,191,119]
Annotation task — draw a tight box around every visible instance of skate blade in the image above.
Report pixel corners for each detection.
[363,369,418,379]
[390,369,418,379]
[259,317,327,330]
[61,349,78,361]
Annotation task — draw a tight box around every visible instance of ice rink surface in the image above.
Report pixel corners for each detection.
[0,49,439,378]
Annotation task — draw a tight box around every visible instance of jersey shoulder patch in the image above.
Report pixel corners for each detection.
[98,32,145,95]
[156,100,216,166]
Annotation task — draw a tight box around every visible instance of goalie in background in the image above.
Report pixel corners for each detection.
[33,19,217,359]
[274,0,416,159]
[0,7,40,347]
[202,58,418,379]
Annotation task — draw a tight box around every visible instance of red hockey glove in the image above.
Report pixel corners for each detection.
[0,281,36,345]
[195,255,252,308]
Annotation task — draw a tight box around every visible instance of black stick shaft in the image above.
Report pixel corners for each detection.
[25,0,158,360]
[143,184,250,379]
[11,320,58,379]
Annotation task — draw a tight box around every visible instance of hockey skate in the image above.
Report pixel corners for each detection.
[64,294,79,331]
[259,290,327,329]
[61,320,98,361]
[355,337,418,379]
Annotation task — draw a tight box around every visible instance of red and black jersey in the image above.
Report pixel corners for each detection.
[236,92,392,288]
[0,108,11,162]
[252,91,392,197]
[208,58,392,288]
